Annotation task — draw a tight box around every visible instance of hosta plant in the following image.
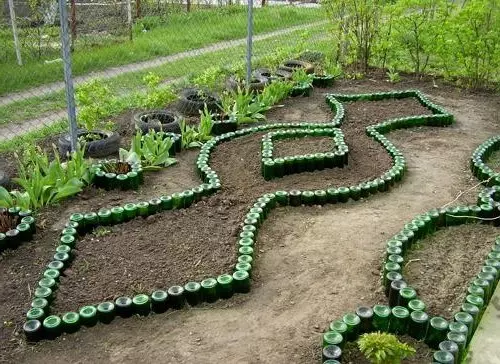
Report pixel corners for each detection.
[120,129,177,170]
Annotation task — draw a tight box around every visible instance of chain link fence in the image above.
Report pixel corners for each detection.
[0,0,328,149]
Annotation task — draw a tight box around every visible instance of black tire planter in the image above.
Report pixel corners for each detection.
[275,68,293,81]
[133,110,181,134]
[252,68,272,79]
[312,74,335,88]
[226,75,269,93]
[177,88,220,116]
[58,129,120,158]
[279,60,315,75]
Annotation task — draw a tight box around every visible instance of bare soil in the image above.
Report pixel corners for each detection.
[273,136,335,158]
[404,224,499,320]
[0,74,498,364]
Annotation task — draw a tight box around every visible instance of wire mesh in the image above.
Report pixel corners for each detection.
[0,0,329,148]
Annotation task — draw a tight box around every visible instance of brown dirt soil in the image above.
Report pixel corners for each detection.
[273,136,335,158]
[404,224,499,320]
[341,335,432,363]
[0,74,499,364]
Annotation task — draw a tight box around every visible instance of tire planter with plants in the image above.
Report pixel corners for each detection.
[312,74,335,88]
[226,75,269,93]
[0,207,36,251]
[92,160,143,191]
[279,60,315,75]
[133,110,181,134]
[177,88,220,116]
[252,68,272,79]
[58,129,120,158]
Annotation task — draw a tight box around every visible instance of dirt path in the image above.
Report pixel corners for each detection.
[9,79,500,363]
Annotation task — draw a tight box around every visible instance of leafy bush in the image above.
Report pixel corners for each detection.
[76,79,119,131]
[358,332,416,364]
[256,80,293,107]
[0,145,92,210]
[139,72,177,109]
[292,69,314,87]
[120,130,177,170]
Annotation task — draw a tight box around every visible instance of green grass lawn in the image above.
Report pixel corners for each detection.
[0,27,331,152]
[0,6,325,96]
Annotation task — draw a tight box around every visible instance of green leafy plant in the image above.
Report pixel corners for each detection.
[119,130,177,170]
[256,80,293,107]
[291,69,314,87]
[358,332,416,364]
[386,67,401,83]
[139,72,177,109]
[221,87,269,125]
[180,107,213,148]
[76,79,119,131]
[0,145,92,210]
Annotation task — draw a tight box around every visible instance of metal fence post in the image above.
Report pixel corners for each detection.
[58,0,78,152]
[7,0,22,66]
[246,0,254,86]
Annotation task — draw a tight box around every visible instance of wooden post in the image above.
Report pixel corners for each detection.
[7,0,22,66]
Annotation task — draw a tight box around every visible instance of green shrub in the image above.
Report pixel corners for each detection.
[358,332,416,364]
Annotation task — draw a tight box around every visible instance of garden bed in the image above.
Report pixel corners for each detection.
[0,78,499,363]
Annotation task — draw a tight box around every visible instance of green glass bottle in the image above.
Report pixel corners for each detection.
[446,332,466,363]
[438,341,459,364]
[111,206,124,223]
[201,278,218,303]
[454,311,474,343]
[42,315,62,339]
[60,234,76,248]
[31,297,49,311]
[97,208,112,225]
[123,203,137,221]
[132,294,151,316]
[408,299,426,313]
[425,317,449,349]
[342,313,361,341]
[62,312,80,333]
[322,345,342,362]
[355,306,373,333]
[34,286,53,303]
[232,270,251,293]
[461,302,480,331]
[79,305,98,326]
[184,282,201,306]
[217,274,234,299]
[384,272,403,297]
[115,297,133,318]
[389,280,407,307]
[433,350,454,364]
[97,301,115,324]
[151,290,169,313]
[372,304,391,332]
[323,331,344,349]
[408,310,429,340]
[23,320,42,342]
[398,287,417,308]
[167,286,185,309]
[26,307,45,321]
[389,306,410,335]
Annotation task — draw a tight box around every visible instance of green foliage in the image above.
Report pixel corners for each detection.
[358,332,416,364]
[119,130,177,170]
[0,145,92,210]
[221,87,268,125]
[292,69,314,87]
[180,109,213,148]
[257,80,293,107]
[323,0,384,71]
[139,72,177,109]
[386,68,401,83]
[76,79,119,131]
